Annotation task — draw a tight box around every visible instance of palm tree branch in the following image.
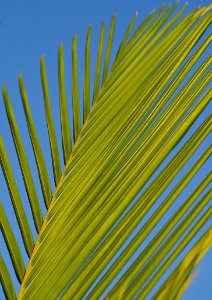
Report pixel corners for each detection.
[0,4,211,299]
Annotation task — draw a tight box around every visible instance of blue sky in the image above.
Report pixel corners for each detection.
[0,0,211,299]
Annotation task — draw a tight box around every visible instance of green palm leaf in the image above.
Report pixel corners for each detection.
[1,3,211,299]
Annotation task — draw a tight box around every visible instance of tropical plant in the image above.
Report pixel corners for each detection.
[0,2,211,299]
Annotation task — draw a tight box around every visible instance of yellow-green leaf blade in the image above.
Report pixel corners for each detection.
[72,35,82,142]
[0,201,25,282]
[83,26,92,123]
[137,208,212,299]
[40,55,62,186]
[63,117,211,298]
[18,75,52,209]
[114,12,138,61]
[0,137,34,257]
[93,22,105,103]
[152,230,210,300]
[0,255,16,300]
[58,43,72,164]
[2,85,43,232]
[101,15,116,86]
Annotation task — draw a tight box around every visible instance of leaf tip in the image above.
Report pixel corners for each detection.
[40,54,45,63]
[2,83,7,95]
[2,84,9,105]
[101,21,105,30]
[72,35,78,45]
[87,26,92,38]
[58,43,64,55]
[18,73,24,88]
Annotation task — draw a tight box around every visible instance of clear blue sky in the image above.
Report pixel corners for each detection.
[0,0,211,299]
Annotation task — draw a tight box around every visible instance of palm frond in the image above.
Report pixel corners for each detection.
[1,3,211,299]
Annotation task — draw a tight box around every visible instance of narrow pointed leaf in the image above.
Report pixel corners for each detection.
[40,56,61,185]
[18,75,52,209]
[101,15,116,86]
[83,27,92,122]
[0,201,25,282]
[0,137,34,257]
[58,44,72,164]
[2,85,43,232]
[116,5,164,62]
[115,12,138,61]
[72,35,81,142]
[0,255,16,300]
[93,22,105,103]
